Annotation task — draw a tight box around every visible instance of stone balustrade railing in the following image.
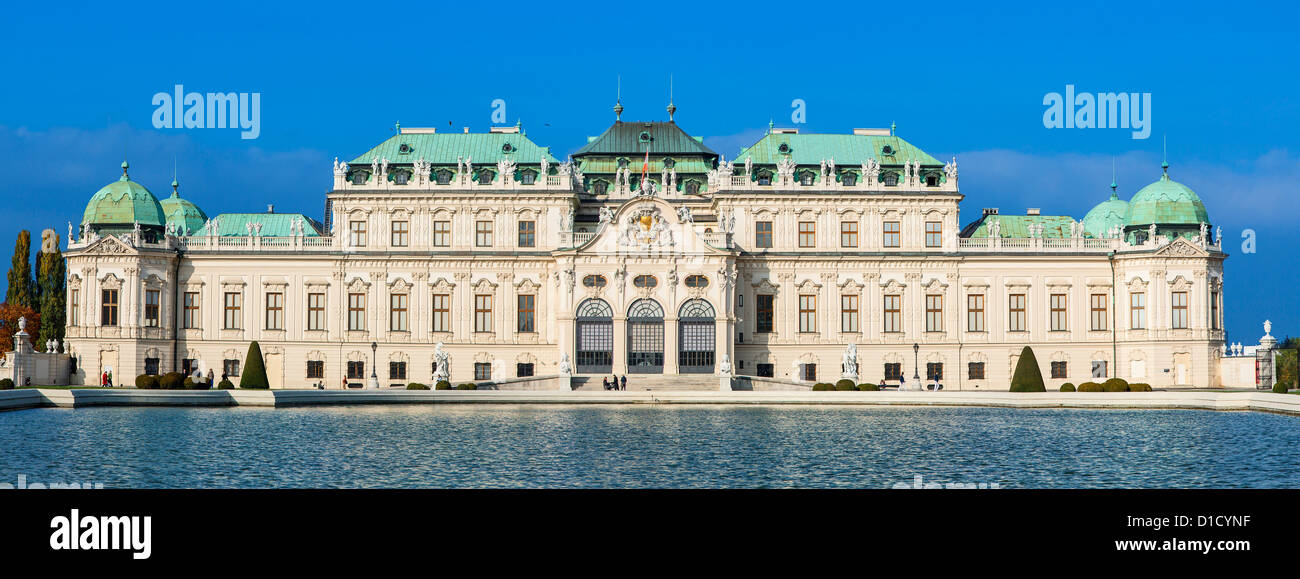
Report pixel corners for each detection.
[720,174,959,193]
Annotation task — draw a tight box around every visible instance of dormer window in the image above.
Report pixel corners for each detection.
[881,145,895,155]
[777,143,791,154]
[842,172,857,186]
[684,181,700,195]
[663,158,675,168]
[757,171,772,186]
[502,143,514,153]
[351,171,367,185]
[478,170,494,185]
[799,171,815,186]
[393,170,410,185]
[926,174,939,187]
[638,131,652,143]
[521,170,537,185]
[435,169,452,185]
[398,143,412,154]
[592,180,609,195]
[884,172,899,186]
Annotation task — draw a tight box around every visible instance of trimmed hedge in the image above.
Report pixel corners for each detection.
[189,377,211,390]
[811,382,834,391]
[1060,383,1076,392]
[456,383,477,390]
[160,372,185,390]
[1273,382,1289,394]
[435,380,452,390]
[857,383,879,391]
[407,382,430,390]
[1009,346,1046,392]
[1130,383,1153,392]
[240,341,269,389]
[136,374,160,389]
[183,377,196,390]
[1102,378,1130,392]
[217,379,235,390]
[1078,382,1103,392]
[835,379,857,391]
[0,378,13,390]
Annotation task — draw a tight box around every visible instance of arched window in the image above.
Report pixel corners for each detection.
[884,172,899,186]
[799,171,815,186]
[435,169,452,185]
[351,171,367,185]
[520,169,537,185]
[633,275,658,288]
[841,172,857,187]
[684,181,700,195]
[678,299,715,373]
[392,170,411,185]
[685,275,709,288]
[925,173,939,187]
[478,170,495,185]
[757,171,773,186]
[582,275,607,288]
[577,298,613,318]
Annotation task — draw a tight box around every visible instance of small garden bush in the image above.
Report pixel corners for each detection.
[1273,382,1289,394]
[406,382,429,390]
[159,372,185,390]
[0,378,13,390]
[1129,383,1153,392]
[1009,346,1046,392]
[857,383,879,391]
[182,377,196,389]
[1102,378,1130,392]
[456,383,477,390]
[435,380,452,390]
[835,379,857,391]
[1077,382,1103,392]
[1059,383,1076,392]
[811,382,834,391]
[189,378,211,390]
[135,374,159,389]
[217,379,235,390]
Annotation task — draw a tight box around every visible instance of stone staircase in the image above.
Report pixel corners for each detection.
[570,374,721,391]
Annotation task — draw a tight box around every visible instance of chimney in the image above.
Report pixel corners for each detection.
[1027,208,1040,216]
[267,204,274,214]
[982,208,999,216]
[463,127,470,134]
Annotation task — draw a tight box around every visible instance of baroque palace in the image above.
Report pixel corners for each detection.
[62,103,1228,389]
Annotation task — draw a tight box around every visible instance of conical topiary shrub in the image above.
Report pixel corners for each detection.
[1009,346,1046,392]
[240,341,269,389]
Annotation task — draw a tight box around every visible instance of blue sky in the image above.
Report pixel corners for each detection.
[0,0,1295,343]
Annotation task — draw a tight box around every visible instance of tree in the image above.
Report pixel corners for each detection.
[1010,346,1046,392]
[35,234,65,349]
[240,341,269,389]
[0,303,39,353]
[6,231,34,309]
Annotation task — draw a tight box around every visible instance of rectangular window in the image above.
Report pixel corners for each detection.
[347,361,365,380]
[101,289,119,326]
[183,292,199,329]
[517,363,535,378]
[517,220,536,247]
[390,221,409,247]
[223,359,240,377]
[475,221,493,247]
[433,221,451,247]
[474,294,493,332]
[925,221,942,248]
[968,362,985,380]
[474,363,491,380]
[756,294,774,333]
[756,363,775,378]
[265,292,284,330]
[967,294,985,332]
[1171,291,1188,329]
[517,294,535,333]
[1008,294,1026,332]
[70,289,80,326]
[841,295,859,333]
[801,363,817,382]
[884,363,902,381]
[390,294,408,332]
[883,295,901,333]
[349,220,367,247]
[389,361,407,380]
[1050,293,1068,331]
[840,221,858,248]
[432,294,450,332]
[883,221,901,248]
[798,295,817,333]
[347,293,365,331]
[1211,291,1220,330]
[798,221,815,248]
[926,363,944,381]
[144,357,160,375]
[307,293,325,331]
[1090,294,1108,331]
[925,294,944,332]
[223,292,242,330]
[144,289,160,327]
[1092,360,1108,379]
[1051,361,1068,379]
[306,360,324,380]
[1130,292,1146,330]
[755,221,773,248]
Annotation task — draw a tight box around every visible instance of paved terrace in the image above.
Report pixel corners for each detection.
[1,389,1297,416]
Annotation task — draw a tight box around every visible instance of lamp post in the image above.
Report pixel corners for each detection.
[368,341,380,390]
[912,342,920,391]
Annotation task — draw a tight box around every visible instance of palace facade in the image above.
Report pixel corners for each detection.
[62,105,1228,389]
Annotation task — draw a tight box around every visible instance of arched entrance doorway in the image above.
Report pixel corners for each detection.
[678,299,715,374]
[627,299,665,374]
[575,298,613,374]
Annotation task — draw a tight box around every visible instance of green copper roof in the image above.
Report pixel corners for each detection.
[735,132,942,167]
[577,157,714,175]
[159,181,209,236]
[349,130,560,166]
[82,163,166,227]
[961,214,1079,239]
[1124,167,1209,226]
[1081,190,1129,237]
[573,121,718,157]
[194,213,322,237]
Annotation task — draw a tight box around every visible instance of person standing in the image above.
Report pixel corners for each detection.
[620,375,627,391]
[101,371,107,387]
[898,375,905,391]
[602,377,610,390]
[107,370,113,387]
[207,368,215,386]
